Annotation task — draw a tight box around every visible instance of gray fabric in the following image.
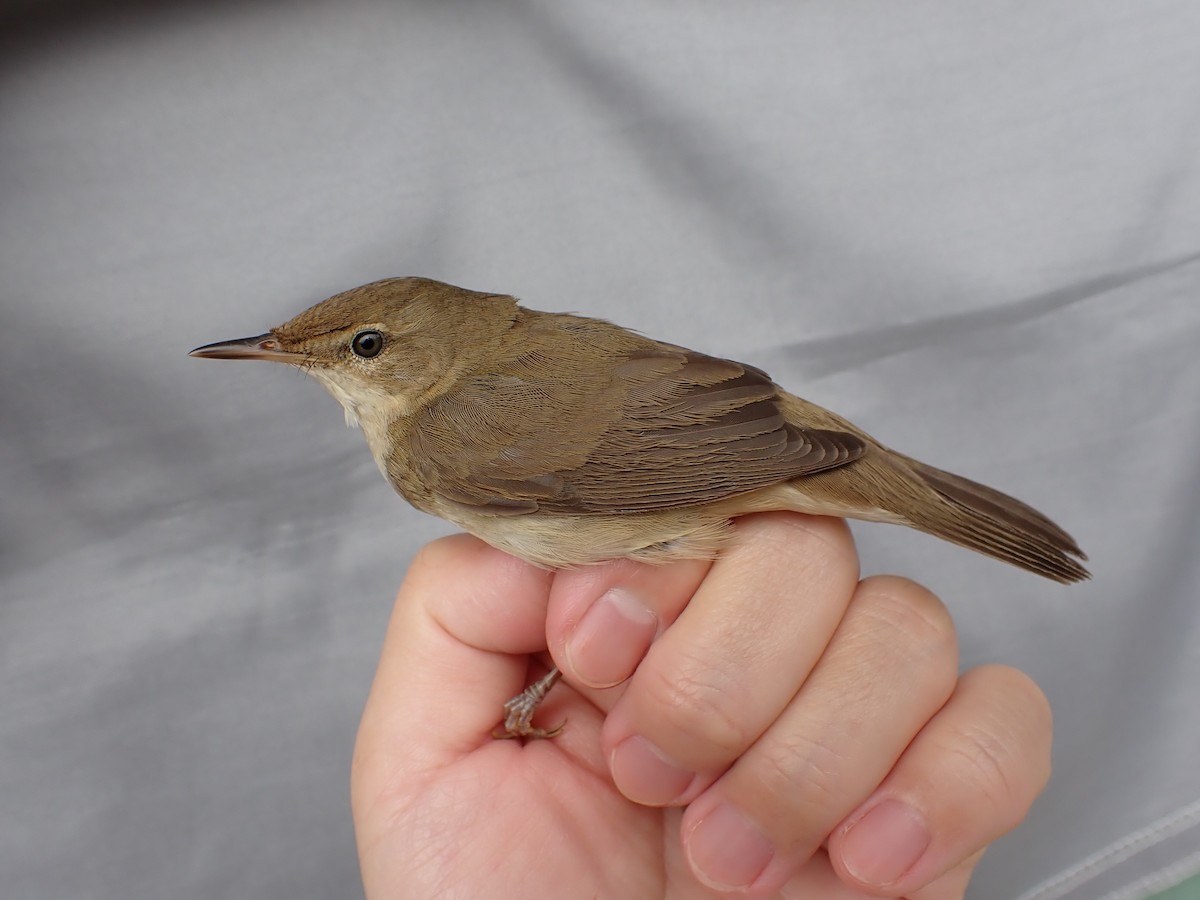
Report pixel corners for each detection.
[3,2,1198,897]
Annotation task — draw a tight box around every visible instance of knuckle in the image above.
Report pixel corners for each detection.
[994,666,1054,738]
[407,534,480,580]
[944,723,1027,829]
[408,534,539,604]
[753,726,850,812]
[855,575,957,668]
[738,513,860,583]
[972,665,1054,792]
[638,651,755,756]
[937,679,1052,833]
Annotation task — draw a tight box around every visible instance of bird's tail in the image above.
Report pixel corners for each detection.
[902,459,1090,584]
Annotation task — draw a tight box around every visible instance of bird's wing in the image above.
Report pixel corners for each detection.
[407,341,866,516]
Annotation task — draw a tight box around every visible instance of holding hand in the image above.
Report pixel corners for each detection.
[352,513,1051,898]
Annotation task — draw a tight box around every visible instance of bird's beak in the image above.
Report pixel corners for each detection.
[189,333,303,363]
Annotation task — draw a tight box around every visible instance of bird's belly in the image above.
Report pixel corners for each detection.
[434,504,737,568]
[428,478,911,568]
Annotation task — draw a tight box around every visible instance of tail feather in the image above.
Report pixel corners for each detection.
[905,460,1090,584]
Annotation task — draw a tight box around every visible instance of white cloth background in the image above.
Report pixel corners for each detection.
[2,2,1198,898]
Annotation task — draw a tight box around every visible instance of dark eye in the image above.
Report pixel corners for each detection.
[351,330,383,358]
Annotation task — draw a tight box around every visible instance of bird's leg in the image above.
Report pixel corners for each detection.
[493,666,564,739]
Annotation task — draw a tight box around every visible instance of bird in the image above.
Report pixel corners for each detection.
[191,276,1088,737]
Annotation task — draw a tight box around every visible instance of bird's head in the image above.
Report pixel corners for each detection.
[190,276,519,431]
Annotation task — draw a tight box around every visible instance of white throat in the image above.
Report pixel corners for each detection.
[304,368,409,470]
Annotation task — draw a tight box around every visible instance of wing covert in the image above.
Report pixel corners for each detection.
[407,336,865,516]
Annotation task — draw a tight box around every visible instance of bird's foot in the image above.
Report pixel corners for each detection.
[493,667,565,739]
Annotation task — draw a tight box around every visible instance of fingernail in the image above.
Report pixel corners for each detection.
[564,588,657,688]
[840,798,930,887]
[610,735,694,805]
[685,802,774,890]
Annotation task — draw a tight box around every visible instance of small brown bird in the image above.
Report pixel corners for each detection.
[192,277,1088,737]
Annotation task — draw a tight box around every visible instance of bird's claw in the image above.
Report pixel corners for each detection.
[493,667,564,739]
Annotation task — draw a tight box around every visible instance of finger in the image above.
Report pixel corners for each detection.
[679,846,980,900]
[677,575,958,894]
[602,512,862,807]
[828,665,1052,896]
[546,556,711,692]
[352,534,554,778]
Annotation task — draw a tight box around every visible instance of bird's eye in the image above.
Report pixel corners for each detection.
[351,330,384,359]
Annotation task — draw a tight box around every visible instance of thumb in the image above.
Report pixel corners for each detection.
[353,534,555,775]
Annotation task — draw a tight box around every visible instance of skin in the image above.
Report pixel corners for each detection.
[352,513,1052,899]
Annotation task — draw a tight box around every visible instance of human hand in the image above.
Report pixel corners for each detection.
[352,513,1051,898]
